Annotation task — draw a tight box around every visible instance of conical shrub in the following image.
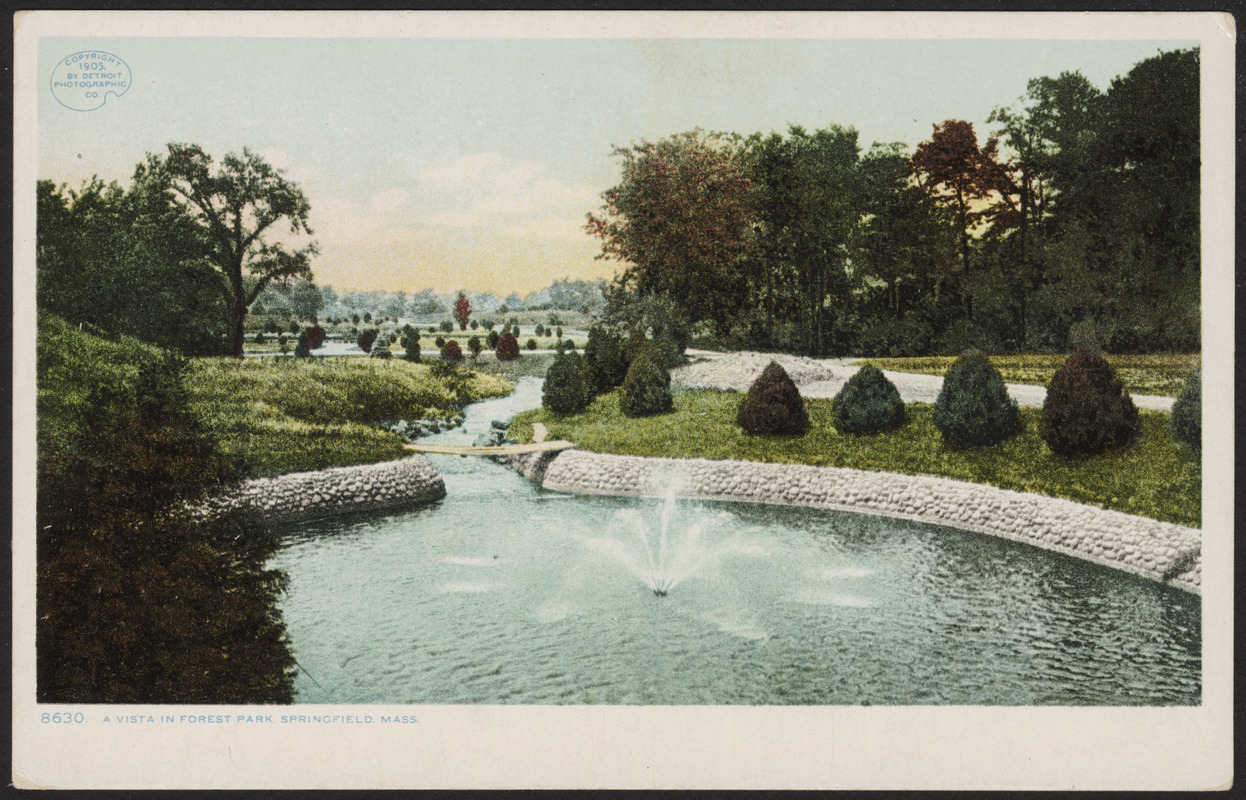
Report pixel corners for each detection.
[619,352,672,418]
[832,365,905,434]
[737,361,810,435]
[584,325,628,394]
[934,354,1018,447]
[1168,371,1201,451]
[543,351,591,415]
[1042,350,1139,455]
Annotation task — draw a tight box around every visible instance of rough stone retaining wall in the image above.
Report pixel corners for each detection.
[196,455,445,526]
[502,449,1201,594]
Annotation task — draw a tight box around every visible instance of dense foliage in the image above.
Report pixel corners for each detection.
[454,292,472,330]
[1042,350,1140,455]
[1169,371,1202,451]
[831,365,905,434]
[543,350,592,415]
[619,352,673,418]
[441,339,464,361]
[589,49,1198,357]
[36,316,296,702]
[357,328,378,353]
[934,354,1019,447]
[736,361,810,435]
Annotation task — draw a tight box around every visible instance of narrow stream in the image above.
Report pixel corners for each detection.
[272,377,1200,705]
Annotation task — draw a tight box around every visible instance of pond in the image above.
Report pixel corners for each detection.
[272,377,1200,705]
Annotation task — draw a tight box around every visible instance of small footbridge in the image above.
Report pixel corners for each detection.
[403,440,575,456]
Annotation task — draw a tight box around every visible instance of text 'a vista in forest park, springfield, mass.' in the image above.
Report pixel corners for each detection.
[50,50,131,111]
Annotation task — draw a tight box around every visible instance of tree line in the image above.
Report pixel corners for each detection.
[587,48,1199,356]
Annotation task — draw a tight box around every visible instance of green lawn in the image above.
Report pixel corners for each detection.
[187,357,513,476]
[855,353,1200,397]
[510,390,1200,527]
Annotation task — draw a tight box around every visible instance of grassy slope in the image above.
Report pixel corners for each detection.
[186,357,512,476]
[510,391,1200,527]
[855,353,1200,397]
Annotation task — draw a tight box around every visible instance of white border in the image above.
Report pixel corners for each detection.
[12,10,1234,790]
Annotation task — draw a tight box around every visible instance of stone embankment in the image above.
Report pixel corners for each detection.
[196,455,445,525]
[502,449,1201,594]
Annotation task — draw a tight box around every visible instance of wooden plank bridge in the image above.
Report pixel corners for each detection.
[403,440,576,456]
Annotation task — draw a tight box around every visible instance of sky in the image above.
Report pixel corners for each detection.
[35,22,1194,296]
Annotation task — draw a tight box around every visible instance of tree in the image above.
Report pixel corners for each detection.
[36,177,233,356]
[454,292,472,330]
[910,121,1003,319]
[134,143,318,357]
[289,279,323,321]
[587,130,760,332]
[746,124,864,356]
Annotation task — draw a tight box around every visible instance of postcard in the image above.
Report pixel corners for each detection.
[11,9,1234,790]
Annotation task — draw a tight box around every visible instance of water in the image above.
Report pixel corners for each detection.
[272,377,1201,705]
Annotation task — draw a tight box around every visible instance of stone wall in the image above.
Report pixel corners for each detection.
[502,449,1201,594]
[196,455,446,526]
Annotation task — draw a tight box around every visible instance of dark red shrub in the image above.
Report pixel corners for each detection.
[496,331,520,361]
[1042,349,1140,455]
[305,325,326,350]
[737,361,809,435]
[441,339,464,361]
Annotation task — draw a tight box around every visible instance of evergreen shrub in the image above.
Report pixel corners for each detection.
[526,338,538,351]
[400,326,421,362]
[832,365,905,434]
[543,351,591,415]
[467,336,483,358]
[434,336,445,349]
[736,361,810,435]
[1168,371,1201,451]
[619,352,673,418]
[294,332,311,358]
[934,354,1019,447]
[584,325,628,394]
[486,330,500,349]
[1042,350,1139,455]
[357,328,378,354]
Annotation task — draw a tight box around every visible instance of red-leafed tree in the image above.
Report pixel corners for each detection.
[909,121,1003,318]
[134,143,318,357]
[586,130,759,333]
[453,292,472,330]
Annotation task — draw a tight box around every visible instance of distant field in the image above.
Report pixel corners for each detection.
[855,353,1200,397]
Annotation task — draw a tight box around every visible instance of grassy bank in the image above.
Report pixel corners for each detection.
[187,357,512,476]
[510,391,1200,527]
[855,353,1199,397]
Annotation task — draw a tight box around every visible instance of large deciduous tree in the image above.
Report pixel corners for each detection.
[586,130,759,333]
[909,120,1003,319]
[135,143,318,357]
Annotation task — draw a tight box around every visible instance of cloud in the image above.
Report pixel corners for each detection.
[257,147,323,185]
[369,187,409,214]
[417,152,599,229]
[503,215,590,243]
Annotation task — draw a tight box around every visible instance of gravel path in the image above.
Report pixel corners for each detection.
[674,351,1175,411]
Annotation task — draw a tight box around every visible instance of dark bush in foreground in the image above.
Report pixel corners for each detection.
[441,339,464,361]
[527,338,538,351]
[934,354,1018,447]
[467,335,483,358]
[357,328,378,354]
[1042,350,1139,455]
[737,361,810,435]
[832,365,904,434]
[1169,371,1201,451]
[496,331,520,361]
[293,332,311,358]
[543,350,591,415]
[37,317,295,703]
[620,352,672,418]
